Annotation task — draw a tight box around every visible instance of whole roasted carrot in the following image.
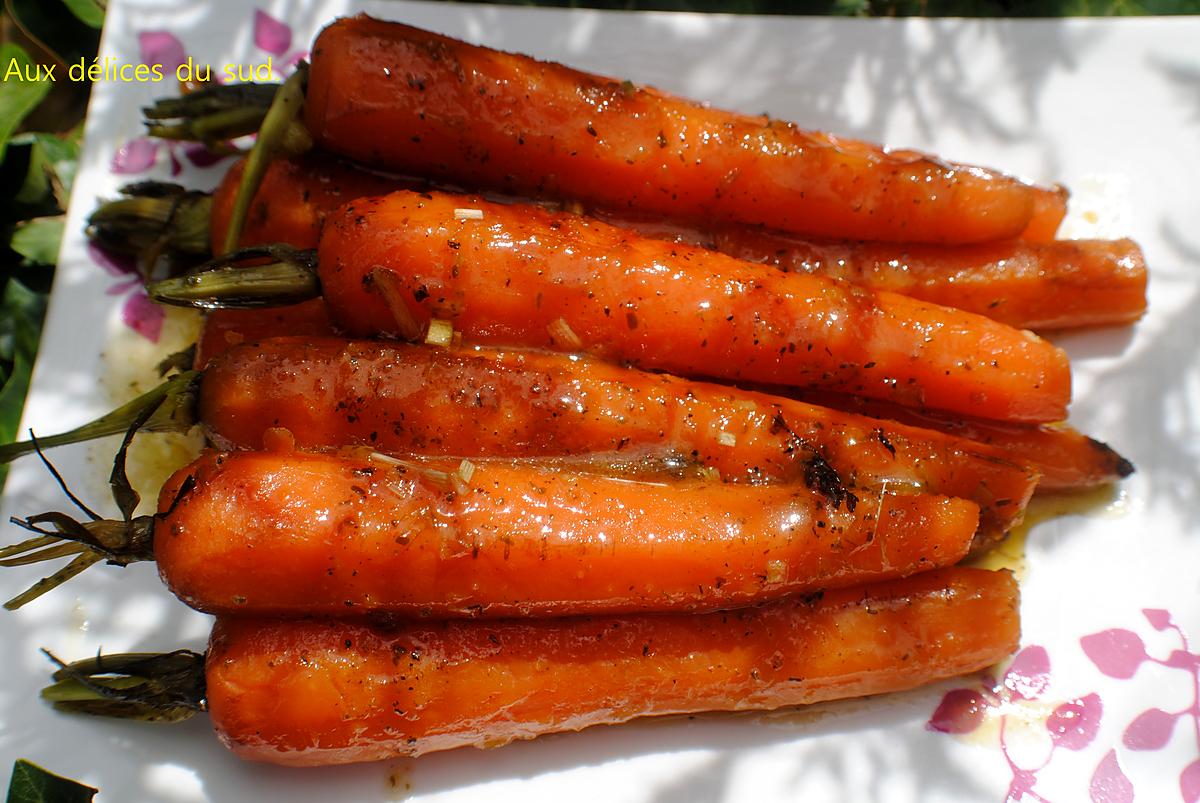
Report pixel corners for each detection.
[6,449,978,616]
[711,230,1148,331]
[791,391,1134,491]
[200,567,1017,764]
[296,16,1054,245]
[41,568,1018,764]
[308,191,1069,422]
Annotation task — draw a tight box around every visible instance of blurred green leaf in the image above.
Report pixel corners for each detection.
[60,0,105,29]
[10,217,65,265]
[12,132,80,208]
[0,44,53,163]
[6,759,97,803]
[7,0,102,70]
[0,279,46,490]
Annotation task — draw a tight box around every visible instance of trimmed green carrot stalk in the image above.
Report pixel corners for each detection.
[42,567,1019,765]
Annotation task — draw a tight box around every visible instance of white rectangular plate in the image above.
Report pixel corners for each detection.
[2,3,1198,801]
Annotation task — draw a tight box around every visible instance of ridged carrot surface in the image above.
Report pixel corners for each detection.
[304,16,1053,244]
[712,231,1147,330]
[198,337,1037,537]
[205,567,1019,765]
[793,391,1134,491]
[318,191,1071,422]
[155,450,978,617]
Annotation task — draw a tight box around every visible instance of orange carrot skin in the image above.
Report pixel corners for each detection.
[712,232,1148,331]
[305,16,1046,245]
[793,391,1133,491]
[208,153,406,255]
[1020,185,1069,243]
[206,567,1019,765]
[320,191,1071,423]
[198,337,1036,537]
[194,302,335,369]
[155,450,978,617]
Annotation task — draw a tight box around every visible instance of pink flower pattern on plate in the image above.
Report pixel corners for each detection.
[928,645,1104,803]
[1081,609,1200,803]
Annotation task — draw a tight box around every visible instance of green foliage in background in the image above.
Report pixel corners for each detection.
[0,0,101,488]
[5,760,97,803]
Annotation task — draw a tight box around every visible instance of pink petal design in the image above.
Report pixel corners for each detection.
[122,291,164,342]
[1090,749,1134,803]
[1007,769,1039,803]
[138,31,187,73]
[1003,645,1051,700]
[927,688,988,735]
[1165,649,1198,669]
[1081,629,1148,679]
[87,242,138,278]
[1123,707,1178,751]
[1143,608,1173,631]
[254,10,292,56]
[111,137,159,174]
[182,142,229,169]
[1181,758,1200,803]
[1047,693,1103,751]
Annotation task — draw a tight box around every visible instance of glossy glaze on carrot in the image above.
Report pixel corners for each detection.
[792,391,1133,491]
[711,231,1147,330]
[198,338,1037,536]
[205,567,1019,765]
[304,16,1052,245]
[319,190,1071,422]
[154,450,978,616]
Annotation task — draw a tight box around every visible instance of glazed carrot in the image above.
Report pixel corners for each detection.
[144,448,976,616]
[199,567,1018,765]
[1020,184,1069,243]
[710,230,1148,330]
[792,391,1133,491]
[300,17,1052,245]
[301,191,1071,422]
[198,337,1036,537]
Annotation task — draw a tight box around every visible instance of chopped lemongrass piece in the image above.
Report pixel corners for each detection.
[457,459,475,484]
[425,319,454,346]
[454,208,484,220]
[732,400,758,413]
[698,465,721,481]
[370,267,421,341]
[718,431,737,447]
[548,317,584,350]
[765,559,787,585]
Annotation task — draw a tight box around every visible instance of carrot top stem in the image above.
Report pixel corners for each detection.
[221,67,312,255]
[143,82,278,144]
[87,182,213,277]
[0,370,201,465]
[41,649,206,723]
[147,246,320,308]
